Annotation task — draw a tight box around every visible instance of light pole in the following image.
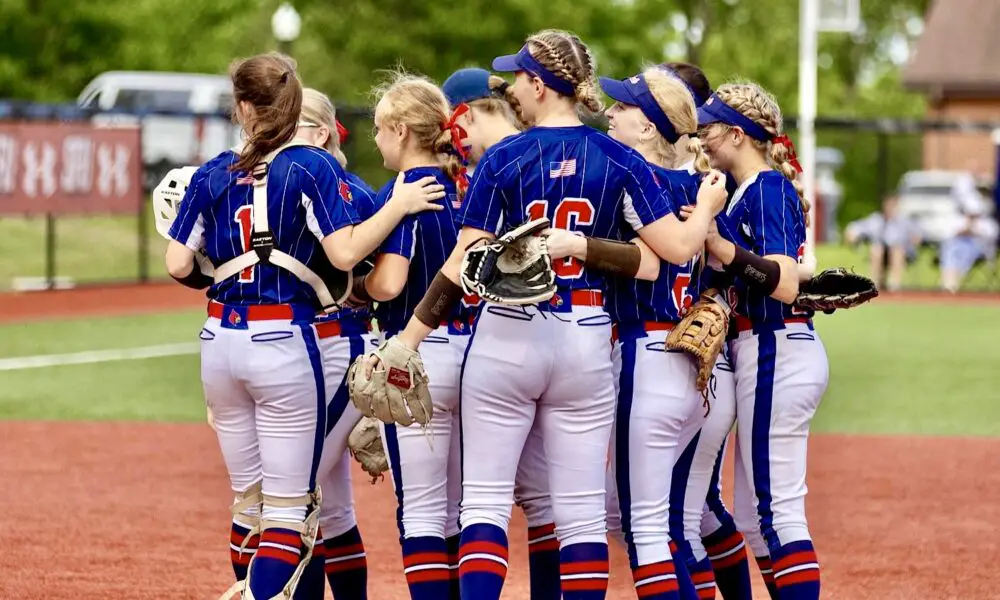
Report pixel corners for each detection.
[271,2,302,56]
[799,0,858,271]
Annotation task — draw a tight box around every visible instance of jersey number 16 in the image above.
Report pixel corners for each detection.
[526,198,594,279]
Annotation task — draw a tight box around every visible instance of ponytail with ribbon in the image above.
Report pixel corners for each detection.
[441,103,471,195]
[771,133,802,173]
[335,119,349,145]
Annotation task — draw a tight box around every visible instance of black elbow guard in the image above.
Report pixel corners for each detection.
[171,269,214,290]
[724,245,780,295]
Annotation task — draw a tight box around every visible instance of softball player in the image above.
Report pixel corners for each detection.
[370,30,725,600]
[640,63,754,600]
[599,65,714,600]
[348,73,476,600]
[696,82,829,600]
[296,87,381,600]
[441,66,562,600]
[165,53,442,600]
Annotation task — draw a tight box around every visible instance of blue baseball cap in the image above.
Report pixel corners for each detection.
[442,68,493,107]
[491,45,576,97]
[600,73,683,143]
[697,94,771,141]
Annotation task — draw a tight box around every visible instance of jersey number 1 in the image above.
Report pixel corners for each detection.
[526,198,594,279]
[234,206,255,283]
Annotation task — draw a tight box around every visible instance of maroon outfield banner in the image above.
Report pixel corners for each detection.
[0,122,143,216]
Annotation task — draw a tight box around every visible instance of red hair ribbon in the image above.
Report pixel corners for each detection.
[771,134,802,173]
[442,103,471,195]
[335,119,349,145]
[443,103,471,162]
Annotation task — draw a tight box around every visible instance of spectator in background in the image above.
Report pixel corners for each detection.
[939,198,999,293]
[844,194,920,292]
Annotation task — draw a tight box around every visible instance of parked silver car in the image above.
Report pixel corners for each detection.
[895,170,994,244]
[77,71,241,189]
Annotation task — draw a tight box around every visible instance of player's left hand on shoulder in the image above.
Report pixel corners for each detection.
[391,172,446,214]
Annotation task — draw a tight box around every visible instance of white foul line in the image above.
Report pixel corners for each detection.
[0,343,200,372]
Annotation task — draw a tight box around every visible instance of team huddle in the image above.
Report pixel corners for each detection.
[155,27,876,600]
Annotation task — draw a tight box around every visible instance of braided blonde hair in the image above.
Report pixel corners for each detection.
[641,68,710,174]
[715,82,810,225]
[501,29,603,126]
[373,71,466,202]
[300,88,348,168]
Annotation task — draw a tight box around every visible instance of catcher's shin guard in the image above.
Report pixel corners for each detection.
[218,488,323,600]
[230,481,264,581]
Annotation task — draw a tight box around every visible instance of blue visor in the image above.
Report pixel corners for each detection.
[697,94,771,141]
[492,45,576,97]
[600,73,682,143]
[442,68,494,107]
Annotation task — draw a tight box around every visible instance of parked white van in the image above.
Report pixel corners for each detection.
[77,71,241,189]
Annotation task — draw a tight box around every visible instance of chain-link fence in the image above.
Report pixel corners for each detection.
[1,102,998,293]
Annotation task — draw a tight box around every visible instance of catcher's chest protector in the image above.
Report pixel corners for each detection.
[212,141,352,313]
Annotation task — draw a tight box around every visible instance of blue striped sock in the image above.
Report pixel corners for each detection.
[229,521,258,582]
[670,541,700,600]
[686,556,718,600]
[402,536,450,600]
[324,527,368,600]
[458,524,509,600]
[527,523,561,600]
[249,528,304,600]
[291,530,325,600]
[771,540,820,600]
[702,522,752,600]
[446,534,461,600]
[560,542,609,600]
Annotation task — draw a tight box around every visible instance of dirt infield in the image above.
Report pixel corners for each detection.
[1,422,996,600]
[0,282,206,324]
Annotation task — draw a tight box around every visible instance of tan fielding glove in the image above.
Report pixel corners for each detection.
[347,337,433,427]
[347,416,389,483]
[666,289,731,393]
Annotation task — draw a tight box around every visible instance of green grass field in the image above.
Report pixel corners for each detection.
[0,208,168,290]
[0,301,997,436]
[2,207,998,291]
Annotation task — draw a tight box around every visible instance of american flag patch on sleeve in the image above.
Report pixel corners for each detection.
[549,159,577,178]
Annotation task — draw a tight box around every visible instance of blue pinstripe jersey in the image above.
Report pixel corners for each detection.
[169,146,360,307]
[455,125,672,293]
[373,167,475,336]
[317,170,378,326]
[717,170,812,325]
[605,165,701,324]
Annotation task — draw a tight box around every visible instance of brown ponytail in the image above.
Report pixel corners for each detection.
[229,52,303,174]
